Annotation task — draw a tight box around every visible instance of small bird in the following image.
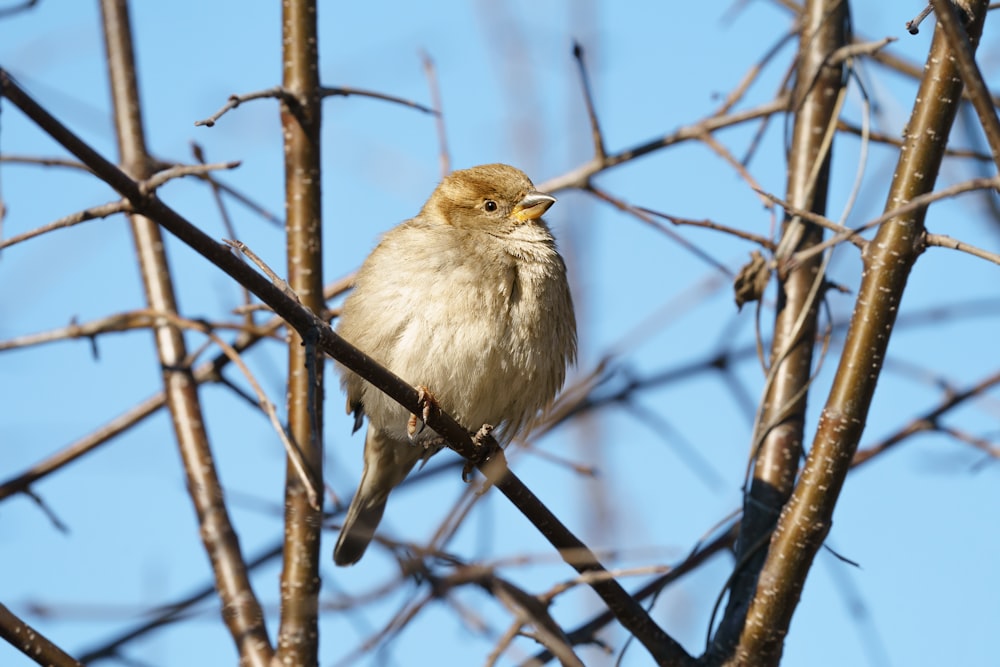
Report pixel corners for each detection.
[333,163,577,565]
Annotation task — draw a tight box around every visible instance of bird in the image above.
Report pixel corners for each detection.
[333,163,577,566]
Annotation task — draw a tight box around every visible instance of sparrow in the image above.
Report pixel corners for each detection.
[333,163,577,565]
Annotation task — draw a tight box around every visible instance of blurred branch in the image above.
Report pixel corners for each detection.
[76,460,448,662]
[490,577,584,667]
[0,200,131,250]
[0,154,90,171]
[0,0,37,18]
[190,143,258,314]
[142,159,241,190]
[76,543,283,664]
[572,42,606,161]
[0,274,351,504]
[540,97,789,193]
[834,120,994,162]
[713,27,797,116]
[0,311,268,351]
[0,160,238,251]
[319,85,435,114]
[420,50,451,177]
[0,603,82,667]
[635,206,776,250]
[588,185,735,276]
[853,368,1000,467]
[195,85,433,128]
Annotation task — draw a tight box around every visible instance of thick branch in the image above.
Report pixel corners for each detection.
[98,2,273,665]
[713,0,849,659]
[0,603,83,667]
[929,0,1000,166]
[276,0,325,665]
[729,2,989,663]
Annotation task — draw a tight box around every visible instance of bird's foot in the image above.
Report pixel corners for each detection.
[462,424,495,482]
[407,385,439,441]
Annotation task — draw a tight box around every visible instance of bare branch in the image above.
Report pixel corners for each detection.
[195,86,291,127]
[0,603,83,667]
[421,50,451,176]
[929,0,1000,170]
[0,274,351,503]
[142,159,241,191]
[540,97,789,193]
[572,41,606,160]
[319,85,435,114]
[98,1,274,662]
[0,200,131,250]
[925,232,1000,265]
[735,3,990,662]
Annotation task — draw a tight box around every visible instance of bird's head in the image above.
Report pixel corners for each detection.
[422,163,556,233]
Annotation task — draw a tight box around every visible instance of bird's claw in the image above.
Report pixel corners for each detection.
[407,385,439,441]
[463,424,495,483]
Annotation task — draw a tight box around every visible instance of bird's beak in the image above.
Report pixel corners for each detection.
[512,191,557,223]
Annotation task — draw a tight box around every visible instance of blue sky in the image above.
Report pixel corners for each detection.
[2,2,998,666]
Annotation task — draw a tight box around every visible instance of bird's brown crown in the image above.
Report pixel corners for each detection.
[422,163,541,229]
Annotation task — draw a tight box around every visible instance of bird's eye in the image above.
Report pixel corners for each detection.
[484,199,498,212]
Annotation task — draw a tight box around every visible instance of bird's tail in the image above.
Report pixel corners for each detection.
[334,427,422,566]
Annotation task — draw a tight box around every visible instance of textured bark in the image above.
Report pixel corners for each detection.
[727,2,989,664]
[100,2,273,665]
[275,1,325,665]
[710,0,849,660]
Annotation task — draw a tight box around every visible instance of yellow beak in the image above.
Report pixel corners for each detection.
[512,191,557,222]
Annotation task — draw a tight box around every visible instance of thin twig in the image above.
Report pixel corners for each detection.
[791,176,1000,266]
[906,3,935,34]
[421,50,451,177]
[146,309,322,509]
[143,159,242,192]
[319,85,435,114]
[539,97,789,193]
[0,274,353,502]
[925,232,1000,265]
[756,189,863,247]
[712,28,797,116]
[572,41,606,160]
[224,239,299,301]
[836,119,993,161]
[0,200,131,250]
[587,185,734,276]
[195,86,291,127]
[853,369,1000,467]
[0,154,91,171]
